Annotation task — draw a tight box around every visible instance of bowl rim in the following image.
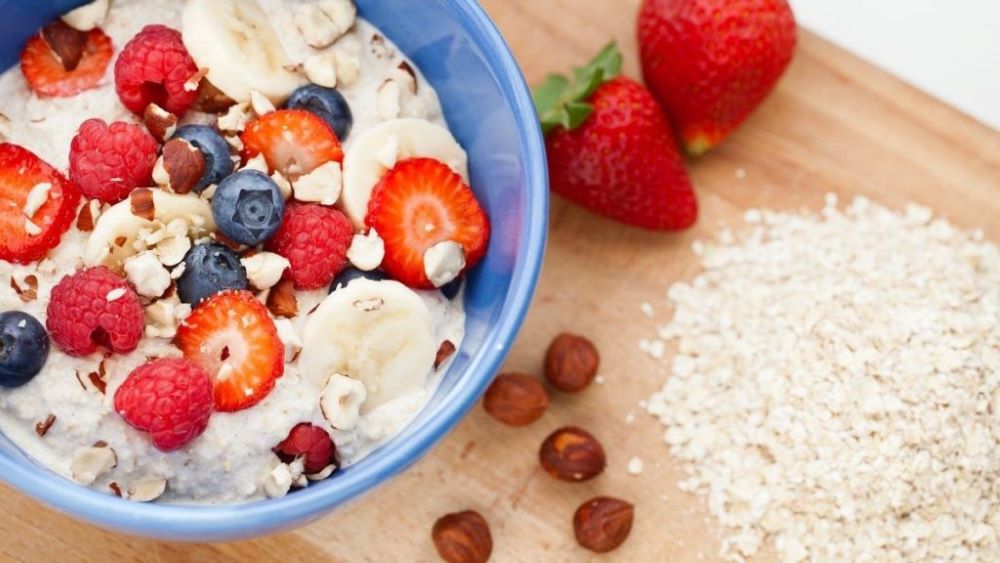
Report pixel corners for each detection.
[0,0,548,541]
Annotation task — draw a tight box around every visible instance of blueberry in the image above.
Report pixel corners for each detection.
[440,277,463,300]
[177,242,248,305]
[286,85,353,141]
[173,124,234,192]
[0,311,49,388]
[212,170,285,246]
[329,267,388,293]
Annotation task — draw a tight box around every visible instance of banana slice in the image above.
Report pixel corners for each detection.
[182,0,306,104]
[341,119,469,227]
[300,279,436,412]
[84,190,215,272]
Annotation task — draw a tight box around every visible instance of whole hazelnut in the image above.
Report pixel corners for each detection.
[432,510,493,563]
[538,426,606,482]
[573,496,634,553]
[544,333,599,392]
[482,373,549,426]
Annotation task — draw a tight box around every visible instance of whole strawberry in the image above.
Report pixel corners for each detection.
[535,44,697,231]
[638,0,797,155]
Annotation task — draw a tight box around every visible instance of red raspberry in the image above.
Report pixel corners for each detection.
[114,358,214,452]
[46,267,144,357]
[114,25,199,116]
[69,119,159,203]
[265,204,354,290]
[273,423,339,474]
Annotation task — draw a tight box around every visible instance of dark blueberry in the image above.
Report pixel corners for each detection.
[177,242,248,305]
[212,170,285,246]
[286,85,353,141]
[173,124,235,192]
[329,267,388,293]
[440,277,463,300]
[0,311,49,388]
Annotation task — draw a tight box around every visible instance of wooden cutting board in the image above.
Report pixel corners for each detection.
[2,1,998,561]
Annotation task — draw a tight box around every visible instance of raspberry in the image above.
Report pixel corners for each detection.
[46,267,144,357]
[69,119,159,203]
[273,423,338,474]
[114,25,199,116]
[114,358,214,452]
[265,204,354,290]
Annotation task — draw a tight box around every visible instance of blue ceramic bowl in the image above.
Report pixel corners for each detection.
[0,0,547,541]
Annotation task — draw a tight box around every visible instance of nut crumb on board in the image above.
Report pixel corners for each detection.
[645,195,1000,562]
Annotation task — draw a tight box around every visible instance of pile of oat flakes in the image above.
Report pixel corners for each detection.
[645,195,1000,561]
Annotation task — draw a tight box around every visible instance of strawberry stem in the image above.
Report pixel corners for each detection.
[533,42,623,135]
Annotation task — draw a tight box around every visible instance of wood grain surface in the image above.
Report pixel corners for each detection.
[2,1,998,561]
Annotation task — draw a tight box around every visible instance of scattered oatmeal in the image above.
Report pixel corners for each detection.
[640,301,654,318]
[645,195,1000,561]
[638,338,665,360]
[626,456,644,476]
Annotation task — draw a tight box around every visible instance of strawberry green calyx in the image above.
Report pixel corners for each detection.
[533,42,623,135]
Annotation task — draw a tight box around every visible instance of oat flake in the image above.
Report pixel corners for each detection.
[645,195,1000,562]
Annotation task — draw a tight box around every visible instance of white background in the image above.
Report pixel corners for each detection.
[790,0,1000,130]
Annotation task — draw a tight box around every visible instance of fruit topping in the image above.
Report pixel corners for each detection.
[266,203,353,290]
[329,267,388,294]
[341,119,468,227]
[181,0,306,105]
[20,22,113,97]
[176,290,284,412]
[83,188,215,273]
[365,158,489,290]
[172,124,235,192]
[113,358,214,452]
[285,84,354,141]
[273,422,338,474]
[0,311,50,388]
[241,109,343,178]
[299,279,436,410]
[114,25,200,116]
[211,170,285,246]
[176,242,248,306]
[0,144,81,264]
[69,118,159,203]
[46,267,144,357]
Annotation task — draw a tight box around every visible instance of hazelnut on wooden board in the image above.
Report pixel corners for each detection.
[482,373,549,426]
[431,510,493,563]
[544,333,599,392]
[539,426,606,482]
[574,497,634,553]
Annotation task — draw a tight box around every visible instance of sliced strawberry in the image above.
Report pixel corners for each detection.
[365,158,490,289]
[176,290,284,412]
[0,144,82,264]
[241,109,343,178]
[20,25,113,98]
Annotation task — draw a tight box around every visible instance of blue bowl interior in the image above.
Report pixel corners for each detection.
[0,0,547,541]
